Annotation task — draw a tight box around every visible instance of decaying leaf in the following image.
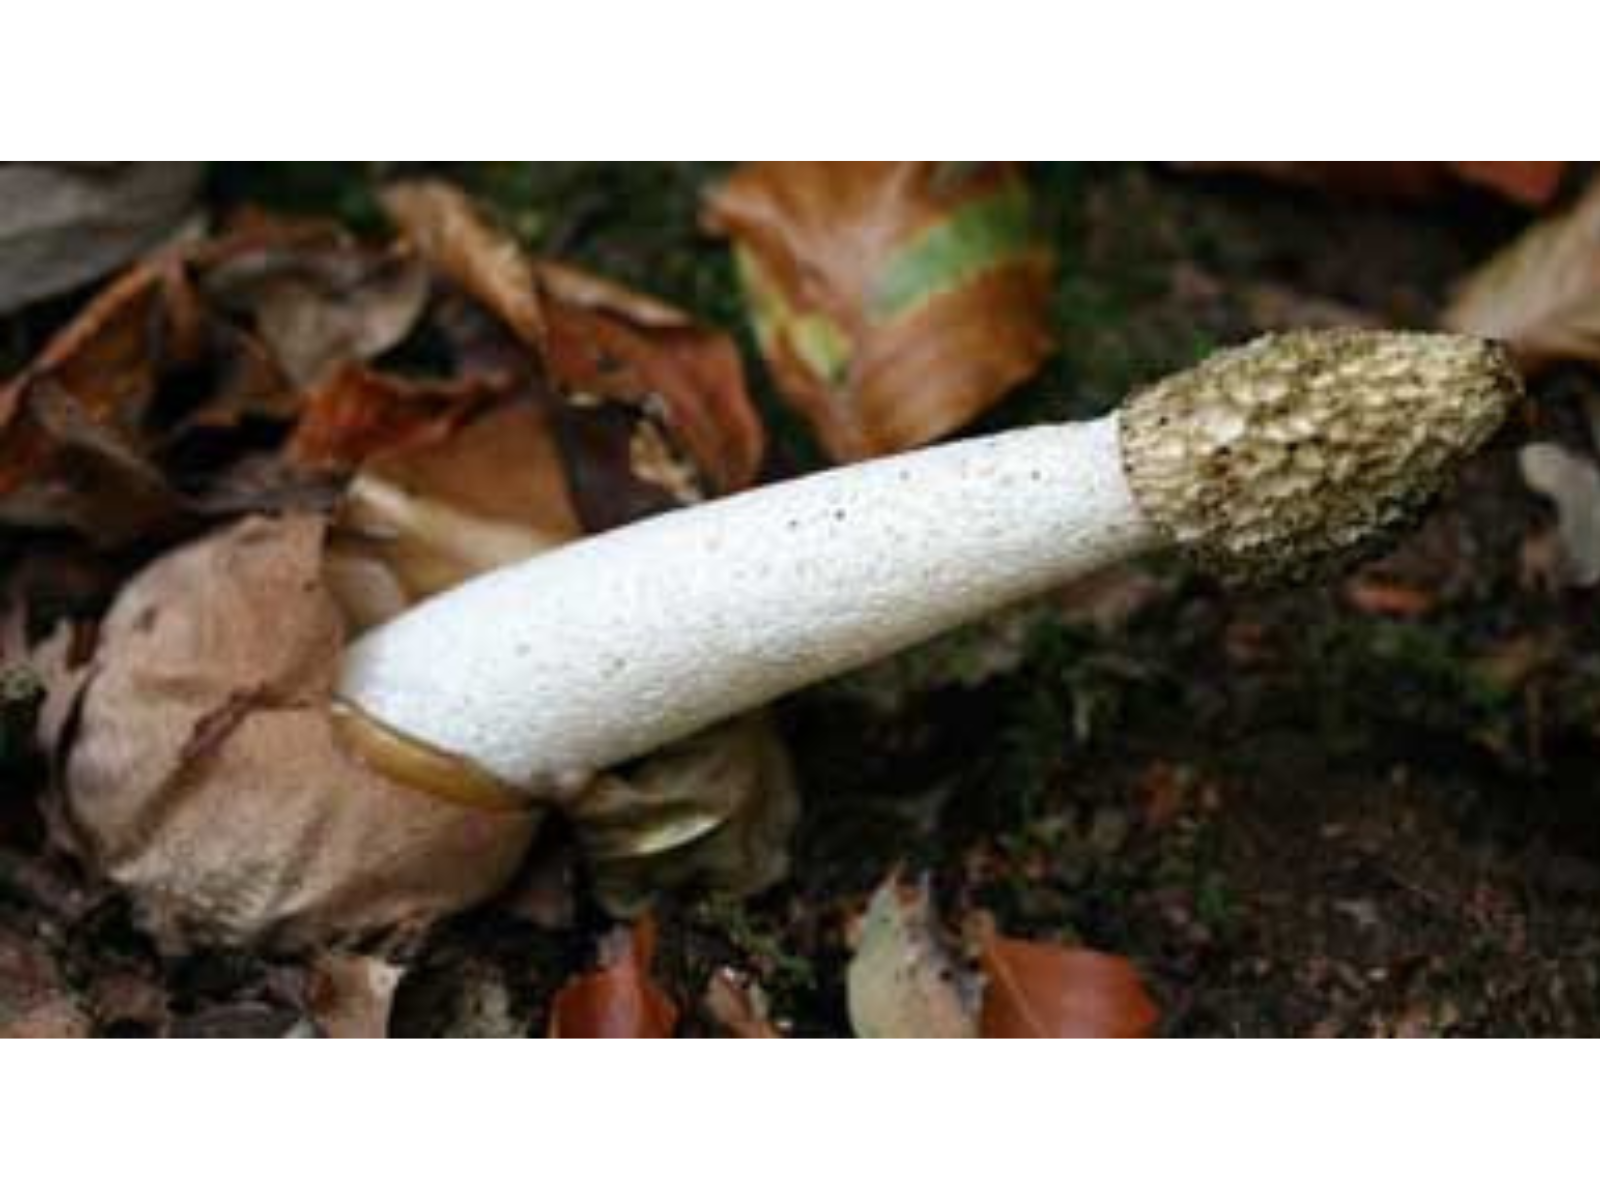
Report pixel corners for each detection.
[307,951,406,1038]
[52,514,541,951]
[382,179,764,509]
[548,917,678,1037]
[0,925,92,1037]
[1518,443,1600,588]
[846,875,981,1038]
[704,162,1055,461]
[0,214,433,546]
[978,933,1160,1038]
[1444,180,1600,373]
[572,712,800,916]
[537,261,764,496]
[381,179,548,349]
[197,217,430,388]
[1184,162,1567,208]
[0,162,202,315]
[324,399,583,630]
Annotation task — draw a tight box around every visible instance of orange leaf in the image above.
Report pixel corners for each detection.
[704,162,1054,462]
[978,935,1160,1039]
[548,917,679,1038]
[288,364,503,472]
[1342,577,1437,618]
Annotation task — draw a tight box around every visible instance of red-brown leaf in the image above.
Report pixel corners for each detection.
[978,935,1160,1039]
[548,917,679,1038]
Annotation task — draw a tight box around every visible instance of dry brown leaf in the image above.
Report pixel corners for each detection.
[702,967,781,1038]
[1342,576,1438,618]
[846,875,981,1038]
[705,162,1055,462]
[1444,180,1600,373]
[382,179,764,505]
[0,162,202,314]
[548,917,678,1038]
[572,712,800,916]
[381,179,548,349]
[537,261,764,495]
[324,400,584,631]
[307,951,406,1038]
[288,363,505,473]
[1518,442,1600,588]
[197,217,429,388]
[52,514,540,951]
[978,933,1160,1038]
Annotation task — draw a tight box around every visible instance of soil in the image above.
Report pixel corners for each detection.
[5,162,1600,1036]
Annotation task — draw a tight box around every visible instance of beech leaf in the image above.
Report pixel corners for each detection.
[1519,443,1600,588]
[704,162,1055,462]
[978,934,1160,1039]
[1444,180,1600,373]
[846,875,981,1038]
[548,917,679,1038]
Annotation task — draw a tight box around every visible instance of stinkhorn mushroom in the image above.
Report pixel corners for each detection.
[337,329,1520,801]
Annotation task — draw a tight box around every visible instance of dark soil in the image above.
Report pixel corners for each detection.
[6,163,1600,1036]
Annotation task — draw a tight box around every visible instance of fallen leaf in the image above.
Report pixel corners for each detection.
[54,514,540,951]
[1342,576,1438,618]
[382,179,764,509]
[548,917,678,1038]
[978,934,1160,1038]
[1518,442,1600,587]
[307,951,406,1038]
[381,179,548,349]
[705,162,1055,461]
[0,162,201,314]
[702,967,781,1038]
[0,925,92,1037]
[288,363,504,472]
[324,399,584,631]
[198,216,429,388]
[846,875,981,1038]
[537,260,764,495]
[1444,179,1600,372]
[573,712,800,916]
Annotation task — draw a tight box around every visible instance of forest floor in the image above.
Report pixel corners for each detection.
[6,163,1600,1036]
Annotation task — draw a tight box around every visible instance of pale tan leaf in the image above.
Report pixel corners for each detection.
[1445,181,1600,372]
[846,875,980,1039]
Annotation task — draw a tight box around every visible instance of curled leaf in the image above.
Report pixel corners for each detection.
[571,712,800,916]
[706,162,1055,462]
[1519,442,1600,588]
[197,218,429,387]
[548,917,678,1038]
[846,875,981,1039]
[0,162,201,314]
[978,934,1160,1038]
[1445,179,1600,373]
[53,514,540,951]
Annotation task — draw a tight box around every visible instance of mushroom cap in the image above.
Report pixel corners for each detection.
[1119,330,1521,585]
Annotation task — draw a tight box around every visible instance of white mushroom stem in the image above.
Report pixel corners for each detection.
[337,330,1521,800]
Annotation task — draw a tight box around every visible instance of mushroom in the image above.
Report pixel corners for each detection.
[337,329,1521,801]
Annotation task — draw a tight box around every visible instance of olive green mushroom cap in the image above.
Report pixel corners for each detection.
[1119,329,1521,585]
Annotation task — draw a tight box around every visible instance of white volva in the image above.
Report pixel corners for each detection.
[338,416,1155,795]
